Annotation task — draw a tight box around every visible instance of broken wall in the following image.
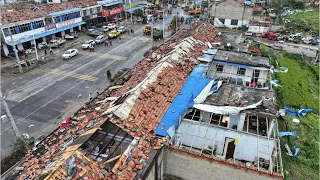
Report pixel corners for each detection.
[163,147,274,180]
[175,120,276,162]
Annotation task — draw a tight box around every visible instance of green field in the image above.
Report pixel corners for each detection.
[269,49,319,179]
[285,10,320,34]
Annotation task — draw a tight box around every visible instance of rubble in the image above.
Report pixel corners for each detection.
[14,23,218,180]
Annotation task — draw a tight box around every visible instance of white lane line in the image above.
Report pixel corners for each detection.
[1,40,149,134]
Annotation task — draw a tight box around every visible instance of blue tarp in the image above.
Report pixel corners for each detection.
[125,5,145,13]
[279,131,298,137]
[7,22,86,46]
[103,0,122,7]
[156,64,211,137]
[293,148,300,158]
[48,8,81,16]
[202,49,217,55]
[285,108,313,118]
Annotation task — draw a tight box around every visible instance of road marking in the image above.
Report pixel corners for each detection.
[78,51,128,60]
[1,40,149,135]
[42,68,99,82]
[15,33,146,103]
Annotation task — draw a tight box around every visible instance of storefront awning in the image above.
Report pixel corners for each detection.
[6,21,86,46]
[102,1,122,7]
[125,5,144,13]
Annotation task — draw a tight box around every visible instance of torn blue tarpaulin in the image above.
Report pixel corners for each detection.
[275,60,279,67]
[271,79,282,87]
[279,131,297,137]
[293,148,300,158]
[285,108,313,118]
[156,64,211,137]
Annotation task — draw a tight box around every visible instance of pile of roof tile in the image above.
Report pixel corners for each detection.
[14,23,218,180]
[2,10,40,23]
[39,0,97,14]
[1,0,97,23]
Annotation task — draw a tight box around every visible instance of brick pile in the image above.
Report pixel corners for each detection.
[1,0,97,23]
[14,23,218,180]
[39,0,97,14]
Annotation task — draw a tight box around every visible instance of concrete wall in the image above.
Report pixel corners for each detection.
[164,148,274,180]
[208,63,269,86]
[211,0,253,28]
[175,120,276,162]
[214,18,249,28]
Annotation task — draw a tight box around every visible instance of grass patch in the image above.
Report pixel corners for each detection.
[284,10,320,34]
[266,46,319,180]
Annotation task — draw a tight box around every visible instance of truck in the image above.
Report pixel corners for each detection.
[261,31,278,41]
[153,28,163,40]
[159,10,164,19]
[49,37,66,48]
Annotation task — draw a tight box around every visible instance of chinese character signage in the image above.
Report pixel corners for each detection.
[56,17,82,29]
[102,7,123,17]
[45,24,56,31]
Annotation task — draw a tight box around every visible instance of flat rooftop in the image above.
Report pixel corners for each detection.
[204,84,277,115]
[214,50,271,67]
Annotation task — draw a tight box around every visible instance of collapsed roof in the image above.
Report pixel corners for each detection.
[1,0,97,24]
[13,23,219,180]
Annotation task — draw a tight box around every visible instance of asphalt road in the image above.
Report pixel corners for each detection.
[0,6,187,159]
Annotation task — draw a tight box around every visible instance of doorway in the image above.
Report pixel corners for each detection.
[251,69,260,84]
[223,138,235,159]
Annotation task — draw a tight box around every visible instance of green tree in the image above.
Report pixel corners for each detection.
[134,9,144,17]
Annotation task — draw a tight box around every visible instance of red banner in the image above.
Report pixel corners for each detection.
[102,7,123,17]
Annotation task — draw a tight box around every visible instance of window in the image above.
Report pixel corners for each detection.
[3,28,9,37]
[216,65,224,72]
[83,10,87,16]
[237,68,246,75]
[218,19,225,24]
[48,0,53,2]
[90,8,93,15]
[97,7,101,12]
[231,19,238,26]
[54,16,61,23]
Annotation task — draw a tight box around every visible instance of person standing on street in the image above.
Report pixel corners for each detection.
[118,37,121,42]
[50,47,53,55]
[110,40,112,46]
[89,93,92,101]
[105,41,108,47]
[44,49,47,55]
[24,51,28,59]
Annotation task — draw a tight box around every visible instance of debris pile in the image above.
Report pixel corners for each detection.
[1,0,97,23]
[15,23,218,180]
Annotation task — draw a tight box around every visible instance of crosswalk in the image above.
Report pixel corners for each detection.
[42,68,99,82]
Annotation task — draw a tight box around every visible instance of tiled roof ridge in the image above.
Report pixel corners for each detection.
[14,23,218,180]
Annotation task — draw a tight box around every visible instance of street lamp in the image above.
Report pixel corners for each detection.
[32,34,40,65]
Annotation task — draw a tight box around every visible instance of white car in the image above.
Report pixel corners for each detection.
[245,31,253,36]
[62,49,78,59]
[118,26,128,33]
[95,35,108,44]
[107,23,117,30]
[82,40,95,49]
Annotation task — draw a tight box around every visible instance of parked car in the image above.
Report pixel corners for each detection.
[62,49,78,59]
[82,40,95,49]
[302,37,313,44]
[102,26,109,32]
[65,33,78,39]
[49,38,66,48]
[108,30,121,39]
[311,39,320,46]
[118,26,128,33]
[107,23,117,30]
[244,31,253,36]
[95,35,108,44]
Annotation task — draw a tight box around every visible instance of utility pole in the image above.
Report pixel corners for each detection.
[0,91,21,138]
[0,7,23,73]
[162,0,165,43]
[151,19,154,49]
[33,34,40,65]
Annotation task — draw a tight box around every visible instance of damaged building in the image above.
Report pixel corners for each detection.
[12,23,283,180]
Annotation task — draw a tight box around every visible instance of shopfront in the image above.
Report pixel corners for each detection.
[82,5,104,28]
[102,0,123,23]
